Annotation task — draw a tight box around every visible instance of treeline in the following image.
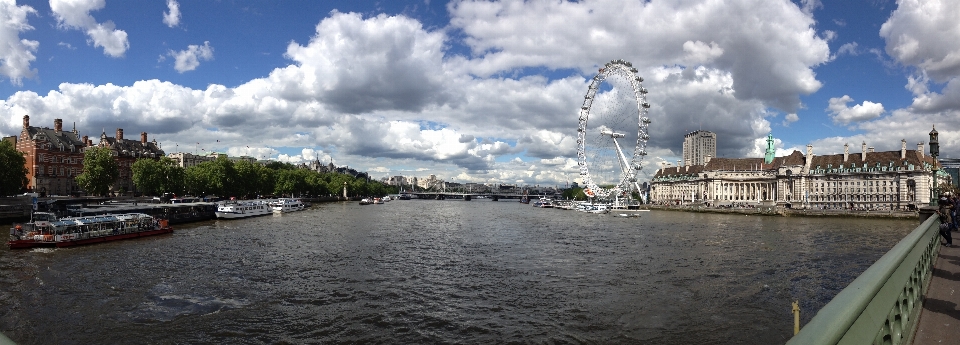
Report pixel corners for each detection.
[130,154,396,198]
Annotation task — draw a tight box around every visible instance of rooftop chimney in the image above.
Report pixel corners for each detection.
[901,139,906,159]
[82,136,88,146]
[116,128,123,141]
[22,115,29,130]
[141,132,147,144]
[54,119,62,133]
[843,143,849,162]
[805,144,813,168]
[868,147,874,153]
[918,142,924,158]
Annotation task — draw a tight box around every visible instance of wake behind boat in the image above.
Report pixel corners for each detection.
[8,213,171,249]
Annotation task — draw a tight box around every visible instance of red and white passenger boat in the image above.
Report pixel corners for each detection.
[8,213,172,249]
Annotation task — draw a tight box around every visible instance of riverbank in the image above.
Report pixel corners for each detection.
[643,204,919,219]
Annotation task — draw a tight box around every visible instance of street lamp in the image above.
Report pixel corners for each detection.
[930,125,940,206]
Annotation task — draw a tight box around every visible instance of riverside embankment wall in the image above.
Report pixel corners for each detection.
[644,205,918,219]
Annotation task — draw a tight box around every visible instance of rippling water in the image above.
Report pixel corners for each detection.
[0,201,916,344]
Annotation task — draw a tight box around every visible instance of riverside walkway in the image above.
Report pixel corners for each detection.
[911,242,960,344]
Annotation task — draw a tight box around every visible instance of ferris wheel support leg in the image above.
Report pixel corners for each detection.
[611,138,633,181]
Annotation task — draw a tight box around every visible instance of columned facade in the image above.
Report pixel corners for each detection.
[651,141,943,210]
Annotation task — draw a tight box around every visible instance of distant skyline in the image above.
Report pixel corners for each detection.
[1,0,958,186]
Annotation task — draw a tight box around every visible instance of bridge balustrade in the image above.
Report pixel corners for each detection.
[786,214,941,344]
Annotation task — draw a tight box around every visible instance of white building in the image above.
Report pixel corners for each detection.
[682,130,717,166]
[167,152,255,168]
[651,139,948,210]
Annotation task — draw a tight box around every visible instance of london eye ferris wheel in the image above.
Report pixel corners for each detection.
[576,59,651,201]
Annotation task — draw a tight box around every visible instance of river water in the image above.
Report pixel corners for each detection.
[0,200,916,344]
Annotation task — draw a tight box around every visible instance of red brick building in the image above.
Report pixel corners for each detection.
[16,115,89,195]
[96,128,165,194]
[15,115,165,196]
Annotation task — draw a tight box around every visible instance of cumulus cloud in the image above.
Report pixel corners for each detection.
[879,0,960,119]
[283,11,451,114]
[448,0,829,113]
[783,113,799,126]
[799,0,822,14]
[881,0,960,83]
[0,0,39,85]
[837,42,859,56]
[49,0,129,57]
[169,41,214,73]
[827,95,884,124]
[163,0,181,28]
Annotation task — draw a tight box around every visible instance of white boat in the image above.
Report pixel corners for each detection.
[271,198,306,213]
[577,203,611,214]
[373,197,384,204]
[359,198,373,205]
[216,200,273,219]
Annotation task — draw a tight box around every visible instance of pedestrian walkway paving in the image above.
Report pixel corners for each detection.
[912,242,960,344]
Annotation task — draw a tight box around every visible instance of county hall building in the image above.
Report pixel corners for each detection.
[650,135,949,210]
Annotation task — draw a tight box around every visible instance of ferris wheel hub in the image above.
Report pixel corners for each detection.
[600,129,625,138]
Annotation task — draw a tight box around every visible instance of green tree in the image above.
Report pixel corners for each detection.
[76,146,119,196]
[233,160,260,198]
[562,187,587,201]
[131,157,164,196]
[132,157,185,196]
[0,140,27,196]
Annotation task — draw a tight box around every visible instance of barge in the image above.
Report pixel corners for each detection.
[8,213,172,249]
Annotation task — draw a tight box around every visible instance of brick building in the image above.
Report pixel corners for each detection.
[97,128,164,194]
[14,115,164,196]
[16,115,89,195]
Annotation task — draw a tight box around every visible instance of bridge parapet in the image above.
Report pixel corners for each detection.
[787,214,941,344]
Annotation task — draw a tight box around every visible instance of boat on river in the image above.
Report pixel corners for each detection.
[8,213,171,249]
[534,198,554,208]
[577,203,611,214]
[215,200,272,219]
[271,198,306,213]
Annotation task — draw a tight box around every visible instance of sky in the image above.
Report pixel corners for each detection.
[0,0,958,187]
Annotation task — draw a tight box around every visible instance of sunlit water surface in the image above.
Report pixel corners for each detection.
[0,201,916,344]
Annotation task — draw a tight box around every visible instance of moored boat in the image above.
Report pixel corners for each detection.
[271,198,306,213]
[215,200,272,219]
[359,198,373,205]
[8,213,172,249]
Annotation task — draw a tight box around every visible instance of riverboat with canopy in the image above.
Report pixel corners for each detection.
[8,213,172,249]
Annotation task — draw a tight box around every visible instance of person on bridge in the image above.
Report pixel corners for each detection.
[951,193,959,232]
[937,195,953,247]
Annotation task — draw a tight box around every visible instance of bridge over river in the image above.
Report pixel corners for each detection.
[786,210,959,344]
[406,192,557,201]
